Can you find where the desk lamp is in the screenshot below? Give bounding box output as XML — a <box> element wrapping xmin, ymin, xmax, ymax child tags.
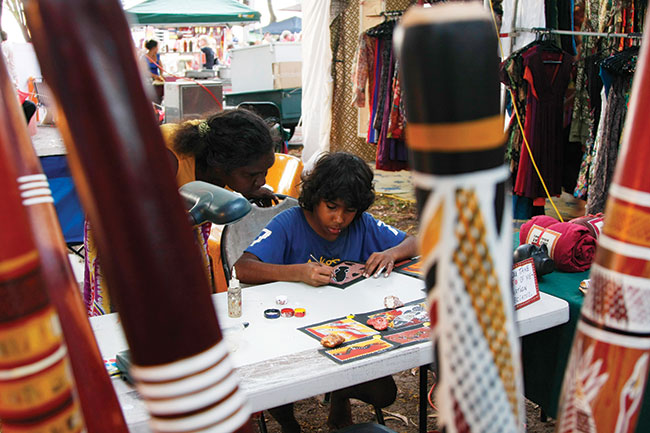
<box><xmin>179</xmin><ymin>180</ymin><xmax>252</xmax><ymax>226</ymax></box>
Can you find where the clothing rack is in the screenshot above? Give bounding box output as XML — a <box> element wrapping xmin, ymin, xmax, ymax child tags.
<box><xmin>366</xmin><ymin>9</ymin><xmax>404</xmax><ymax>18</ymax></box>
<box><xmin>501</xmin><ymin>27</ymin><xmax>643</xmax><ymax>39</ymax></box>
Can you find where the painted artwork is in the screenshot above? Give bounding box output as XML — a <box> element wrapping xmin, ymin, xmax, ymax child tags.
<box><xmin>301</xmin><ymin>318</ymin><xmax>379</xmax><ymax>342</ymax></box>
<box><xmin>323</xmin><ymin>336</ymin><xmax>396</xmax><ymax>363</ymax></box>
<box><xmin>329</xmin><ymin>261</ymin><xmax>367</xmax><ymax>288</ymax></box>
<box><xmin>300</xmin><ymin>298</ymin><xmax>432</xmax><ymax>364</ymax></box>
<box><xmin>394</xmin><ymin>257</ymin><xmax>423</xmax><ymax>278</ymax></box>
<box><xmin>366</xmin><ymin>302</ymin><xmax>429</xmax><ymax>329</ymax></box>
<box><xmin>383</xmin><ymin>325</ymin><xmax>431</xmax><ymax>346</ymax></box>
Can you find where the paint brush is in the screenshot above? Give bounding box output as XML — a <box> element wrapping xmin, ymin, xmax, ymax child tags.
<box><xmin>309</xmin><ymin>254</ymin><xmax>323</xmax><ymax>266</ymax></box>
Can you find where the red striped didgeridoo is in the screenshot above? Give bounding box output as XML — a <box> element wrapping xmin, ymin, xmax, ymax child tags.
<box><xmin>0</xmin><ymin>54</ymin><xmax>129</xmax><ymax>432</ymax></box>
<box><xmin>395</xmin><ymin>4</ymin><xmax>524</xmax><ymax>431</ymax></box>
<box><xmin>555</xmin><ymin>28</ymin><xmax>650</xmax><ymax>433</ymax></box>
<box><xmin>25</xmin><ymin>0</ymin><xmax>254</xmax><ymax>431</ymax></box>
<box><xmin>0</xmin><ymin>137</ymin><xmax>84</xmax><ymax>431</ymax></box>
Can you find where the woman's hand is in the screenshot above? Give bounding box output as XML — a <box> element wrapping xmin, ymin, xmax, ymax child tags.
<box><xmin>299</xmin><ymin>262</ymin><xmax>333</xmax><ymax>286</ymax></box>
<box><xmin>247</xmin><ymin>186</ymin><xmax>279</xmax><ymax>208</ymax></box>
<box><xmin>363</xmin><ymin>251</ymin><xmax>396</xmax><ymax>278</ymax></box>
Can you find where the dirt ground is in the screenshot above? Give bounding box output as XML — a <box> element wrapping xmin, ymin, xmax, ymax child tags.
<box><xmin>258</xmin><ymin>194</ymin><xmax>557</xmax><ymax>433</ymax></box>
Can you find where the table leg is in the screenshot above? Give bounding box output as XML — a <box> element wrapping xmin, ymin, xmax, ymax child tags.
<box><xmin>257</xmin><ymin>411</ymin><xmax>268</xmax><ymax>433</ymax></box>
<box><xmin>419</xmin><ymin>365</ymin><xmax>428</xmax><ymax>433</ymax></box>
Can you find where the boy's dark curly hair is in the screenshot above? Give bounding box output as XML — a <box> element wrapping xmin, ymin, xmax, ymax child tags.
<box><xmin>299</xmin><ymin>152</ymin><xmax>375</xmax><ymax>219</ymax></box>
<box><xmin>172</xmin><ymin>108</ymin><xmax>273</xmax><ymax>174</ymax></box>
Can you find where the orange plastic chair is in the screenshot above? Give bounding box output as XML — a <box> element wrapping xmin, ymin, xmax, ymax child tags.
<box><xmin>266</xmin><ymin>153</ymin><xmax>303</xmax><ymax>198</ymax></box>
<box><xmin>208</xmin><ymin>153</ymin><xmax>304</xmax><ymax>292</ymax></box>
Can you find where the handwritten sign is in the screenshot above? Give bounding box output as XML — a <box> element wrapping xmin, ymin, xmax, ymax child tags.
<box><xmin>512</xmin><ymin>258</ymin><xmax>540</xmax><ymax>309</ymax></box>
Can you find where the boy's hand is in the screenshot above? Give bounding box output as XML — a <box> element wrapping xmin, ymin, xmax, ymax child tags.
<box><xmin>301</xmin><ymin>262</ymin><xmax>334</xmax><ymax>286</ymax></box>
<box><xmin>363</xmin><ymin>252</ymin><xmax>396</xmax><ymax>278</ymax></box>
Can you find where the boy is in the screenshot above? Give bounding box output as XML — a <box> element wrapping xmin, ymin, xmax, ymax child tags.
<box><xmin>235</xmin><ymin>152</ymin><xmax>417</xmax><ymax>431</ymax></box>
<box><xmin>236</xmin><ymin>151</ymin><xmax>417</xmax><ymax>285</ymax></box>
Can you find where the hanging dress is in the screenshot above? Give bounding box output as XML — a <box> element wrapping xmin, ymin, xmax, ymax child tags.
<box><xmin>514</xmin><ymin>45</ymin><xmax>573</xmax><ymax>199</ymax></box>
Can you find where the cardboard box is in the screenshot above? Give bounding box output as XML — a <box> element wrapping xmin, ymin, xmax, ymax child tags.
<box><xmin>230</xmin><ymin>43</ymin><xmax>301</xmax><ymax>93</ymax></box>
<box><xmin>272</xmin><ymin>61</ymin><xmax>302</xmax><ymax>89</ymax></box>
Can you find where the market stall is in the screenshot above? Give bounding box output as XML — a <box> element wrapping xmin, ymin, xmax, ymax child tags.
<box><xmin>126</xmin><ymin>0</ymin><xmax>262</xmax><ymax>121</ymax></box>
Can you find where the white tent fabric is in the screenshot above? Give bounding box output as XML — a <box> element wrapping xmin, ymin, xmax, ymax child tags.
<box><xmin>500</xmin><ymin>0</ymin><xmax>546</xmax><ymax>58</ymax></box>
<box><xmin>301</xmin><ymin>0</ymin><xmax>333</xmax><ymax>170</ymax></box>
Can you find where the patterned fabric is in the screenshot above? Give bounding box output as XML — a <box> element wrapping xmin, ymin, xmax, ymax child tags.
<box><xmin>387</xmin><ymin>61</ymin><xmax>405</xmax><ymax>139</ymax></box>
<box><xmin>414</xmin><ymin>166</ymin><xmax>523</xmax><ymax>432</ymax></box>
<box><xmin>330</xmin><ymin>7</ymin><xmax>376</xmax><ymax>161</ymax></box>
<box><xmin>83</xmin><ymin>220</ymin><xmax>212</xmax><ymax>317</ymax></box>
<box><xmin>329</xmin><ymin>0</ymin><xmax>413</xmax><ymax>161</ymax></box>
<box><xmin>83</xmin><ymin>219</ymin><xmax>110</xmax><ymax>316</ymax></box>
<box><xmin>453</xmin><ymin>190</ymin><xmax>519</xmax><ymax>421</ymax></box>
<box><xmin>586</xmin><ymin>74</ymin><xmax>632</xmax><ymax>214</ymax></box>
<box><xmin>351</xmin><ymin>34</ymin><xmax>376</xmax><ymax>108</ymax></box>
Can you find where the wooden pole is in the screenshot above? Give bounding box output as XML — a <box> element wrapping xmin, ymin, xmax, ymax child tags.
<box><xmin>396</xmin><ymin>4</ymin><xmax>524</xmax><ymax>431</ymax></box>
<box><xmin>555</xmin><ymin>27</ymin><xmax>650</xmax><ymax>433</ymax></box>
<box><xmin>0</xmin><ymin>133</ymin><xmax>84</xmax><ymax>432</ymax></box>
<box><xmin>25</xmin><ymin>0</ymin><xmax>254</xmax><ymax>431</ymax></box>
<box><xmin>0</xmin><ymin>54</ymin><xmax>129</xmax><ymax>432</ymax></box>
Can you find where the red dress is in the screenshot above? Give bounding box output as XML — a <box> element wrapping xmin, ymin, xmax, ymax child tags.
<box><xmin>514</xmin><ymin>45</ymin><xmax>572</xmax><ymax>199</ymax></box>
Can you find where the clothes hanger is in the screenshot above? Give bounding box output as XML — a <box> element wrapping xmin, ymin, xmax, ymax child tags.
<box><xmin>366</xmin><ymin>10</ymin><xmax>402</xmax><ymax>38</ymax></box>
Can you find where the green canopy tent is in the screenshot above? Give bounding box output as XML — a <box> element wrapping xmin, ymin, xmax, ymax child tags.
<box><xmin>125</xmin><ymin>0</ymin><xmax>261</xmax><ymax>25</ymax></box>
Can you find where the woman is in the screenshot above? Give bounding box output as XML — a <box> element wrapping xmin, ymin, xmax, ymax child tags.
<box><xmin>144</xmin><ymin>39</ymin><xmax>163</xmax><ymax>82</ymax></box>
<box><xmin>83</xmin><ymin>108</ymin><xmax>276</xmax><ymax>316</ymax></box>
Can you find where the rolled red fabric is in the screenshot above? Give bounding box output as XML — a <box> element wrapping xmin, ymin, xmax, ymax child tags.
<box><xmin>519</xmin><ymin>215</ymin><xmax>560</xmax><ymax>242</ymax></box>
<box><xmin>545</xmin><ymin>222</ymin><xmax>596</xmax><ymax>272</ymax></box>
<box><xmin>520</xmin><ymin>217</ymin><xmax>596</xmax><ymax>272</ymax></box>
<box><xmin>568</xmin><ymin>213</ymin><xmax>604</xmax><ymax>239</ymax></box>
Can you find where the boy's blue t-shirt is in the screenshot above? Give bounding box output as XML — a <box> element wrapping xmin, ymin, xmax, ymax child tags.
<box><xmin>245</xmin><ymin>207</ymin><xmax>407</xmax><ymax>267</ymax></box>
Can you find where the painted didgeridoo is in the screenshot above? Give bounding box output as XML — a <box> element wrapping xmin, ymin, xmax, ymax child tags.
<box><xmin>395</xmin><ymin>4</ymin><xmax>524</xmax><ymax>432</ymax></box>
<box><xmin>555</xmin><ymin>29</ymin><xmax>650</xmax><ymax>433</ymax></box>
<box><xmin>0</xmin><ymin>56</ymin><xmax>129</xmax><ymax>432</ymax></box>
<box><xmin>25</xmin><ymin>0</ymin><xmax>254</xmax><ymax>432</ymax></box>
<box><xmin>0</xmin><ymin>141</ymin><xmax>84</xmax><ymax>431</ymax></box>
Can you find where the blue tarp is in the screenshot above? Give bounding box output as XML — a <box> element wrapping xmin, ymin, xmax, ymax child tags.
<box><xmin>262</xmin><ymin>16</ymin><xmax>302</xmax><ymax>35</ymax></box>
<box><xmin>41</xmin><ymin>155</ymin><xmax>84</xmax><ymax>245</ymax></box>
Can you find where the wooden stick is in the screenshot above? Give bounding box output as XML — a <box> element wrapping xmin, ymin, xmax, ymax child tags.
<box><xmin>25</xmin><ymin>0</ymin><xmax>254</xmax><ymax>431</ymax></box>
<box><xmin>555</xmin><ymin>29</ymin><xmax>650</xmax><ymax>433</ymax></box>
<box><xmin>0</xmin><ymin>54</ymin><xmax>129</xmax><ymax>432</ymax></box>
<box><xmin>396</xmin><ymin>3</ymin><xmax>524</xmax><ymax>431</ymax></box>
<box><xmin>0</xmin><ymin>129</ymin><xmax>84</xmax><ymax>432</ymax></box>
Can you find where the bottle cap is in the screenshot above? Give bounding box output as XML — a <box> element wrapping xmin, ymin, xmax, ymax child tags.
<box><xmin>229</xmin><ymin>267</ymin><xmax>239</xmax><ymax>289</ymax></box>
<box><xmin>264</xmin><ymin>308</ymin><xmax>281</xmax><ymax>319</ymax></box>
<box><xmin>281</xmin><ymin>308</ymin><xmax>294</xmax><ymax>318</ymax></box>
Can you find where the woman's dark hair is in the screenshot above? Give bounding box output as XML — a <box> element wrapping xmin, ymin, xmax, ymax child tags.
<box><xmin>145</xmin><ymin>39</ymin><xmax>158</xmax><ymax>50</ymax></box>
<box><xmin>299</xmin><ymin>152</ymin><xmax>375</xmax><ymax>218</ymax></box>
<box><xmin>173</xmin><ymin>108</ymin><xmax>273</xmax><ymax>173</ymax></box>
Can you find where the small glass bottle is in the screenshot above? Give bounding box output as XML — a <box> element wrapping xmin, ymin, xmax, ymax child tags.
<box><xmin>228</xmin><ymin>267</ymin><xmax>242</xmax><ymax>318</ymax></box>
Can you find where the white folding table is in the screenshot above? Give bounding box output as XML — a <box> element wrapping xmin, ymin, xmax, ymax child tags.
<box><xmin>90</xmin><ymin>272</ymin><xmax>569</xmax><ymax>432</ymax></box>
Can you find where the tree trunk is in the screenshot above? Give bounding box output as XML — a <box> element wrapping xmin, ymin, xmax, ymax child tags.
<box><xmin>267</xmin><ymin>0</ymin><xmax>277</xmax><ymax>23</ymax></box>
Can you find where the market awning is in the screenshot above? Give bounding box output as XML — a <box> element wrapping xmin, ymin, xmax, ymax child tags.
<box><xmin>262</xmin><ymin>16</ymin><xmax>302</xmax><ymax>34</ymax></box>
<box><xmin>125</xmin><ymin>0</ymin><xmax>261</xmax><ymax>25</ymax></box>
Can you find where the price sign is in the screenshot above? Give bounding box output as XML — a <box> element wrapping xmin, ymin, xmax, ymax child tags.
<box><xmin>512</xmin><ymin>258</ymin><xmax>540</xmax><ymax>310</ymax></box>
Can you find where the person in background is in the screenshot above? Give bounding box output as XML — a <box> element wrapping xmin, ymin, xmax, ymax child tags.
<box><xmin>83</xmin><ymin>108</ymin><xmax>277</xmax><ymax>316</ymax></box>
<box><xmin>279</xmin><ymin>30</ymin><xmax>295</xmax><ymax>42</ymax></box>
<box><xmin>198</xmin><ymin>35</ymin><xmax>216</xmax><ymax>70</ymax></box>
<box><xmin>144</xmin><ymin>39</ymin><xmax>163</xmax><ymax>82</ymax></box>
<box><xmin>235</xmin><ymin>152</ymin><xmax>417</xmax><ymax>431</ymax></box>
<box><xmin>1</xmin><ymin>30</ymin><xmax>17</xmax><ymax>86</ymax></box>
